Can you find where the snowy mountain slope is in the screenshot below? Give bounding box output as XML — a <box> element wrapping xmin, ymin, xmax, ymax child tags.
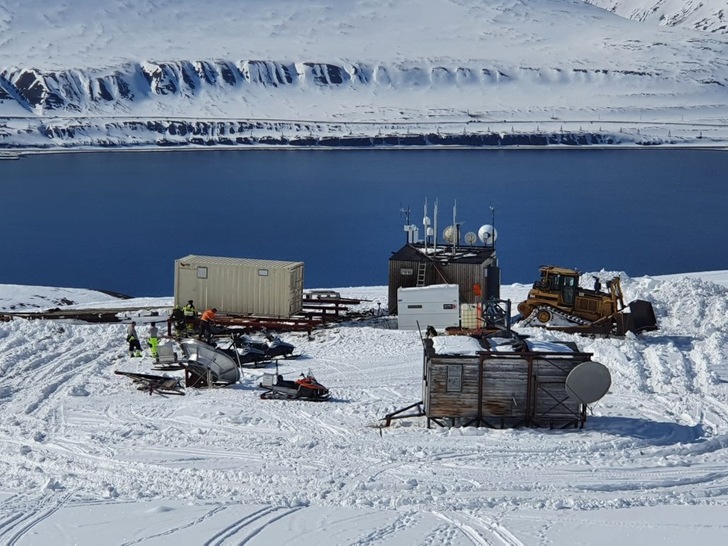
<box><xmin>585</xmin><ymin>0</ymin><xmax>727</xmax><ymax>33</ymax></box>
<box><xmin>1</xmin><ymin>272</ymin><xmax>728</xmax><ymax>544</ymax></box>
<box><xmin>1</xmin><ymin>0</ymin><xmax>728</xmax><ymax>149</ymax></box>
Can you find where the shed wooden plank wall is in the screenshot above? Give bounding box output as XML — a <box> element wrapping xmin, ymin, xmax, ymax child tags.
<box><xmin>389</xmin><ymin>260</ymin><xmax>487</xmax><ymax>314</ymax></box>
<box><xmin>424</xmin><ymin>350</ymin><xmax>590</xmax><ymax>428</ymax></box>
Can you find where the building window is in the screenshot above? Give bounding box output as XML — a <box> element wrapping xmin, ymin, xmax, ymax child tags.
<box><xmin>446</xmin><ymin>365</ymin><xmax>463</xmax><ymax>392</ymax></box>
<box><xmin>196</xmin><ymin>267</ymin><xmax>208</xmax><ymax>279</ymax></box>
<box><xmin>258</xmin><ymin>269</ymin><xmax>269</xmax><ymax>277</ymax></box>
<box><xmin>400</xmin><ymin>268</ymin><xmax>414</xmax><ymax>275</ymax></box>
<box><xmin>407</xmin><ymin>304</ymin><xmax>423</xmax><ymax>309</ymax></box>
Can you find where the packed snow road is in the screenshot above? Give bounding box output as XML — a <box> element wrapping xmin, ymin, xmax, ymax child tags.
<box><xmin>1</xmin><ymin>276</ymin><xmax>728</xmax><ymax>544</ymax></box>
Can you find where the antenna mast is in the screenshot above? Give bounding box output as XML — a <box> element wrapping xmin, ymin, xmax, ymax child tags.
<box><xmin>433</xmin><ymin>198</ymin><xmax>439</xmax><ymax>252</ymax></box>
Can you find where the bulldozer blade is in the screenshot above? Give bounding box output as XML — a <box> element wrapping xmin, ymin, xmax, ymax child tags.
<box><xmin>629</xmin><ymin>300</ymin><xmax>658</xmax><ymax>332</ymax></box>
<box><xmin>617</xmin><ymin>300</ymin><xmax>658</xmax><ymax>335</ymax></box>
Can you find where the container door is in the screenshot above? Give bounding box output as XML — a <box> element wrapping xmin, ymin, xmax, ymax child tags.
<box><xmin>177</xmin><ymin>266</ymin><xmax>200</xmax><ymax>306</ymax></box>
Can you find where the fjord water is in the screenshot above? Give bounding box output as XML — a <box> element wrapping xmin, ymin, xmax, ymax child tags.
<box><xmin>1</xmin><ymin>149</ymin><xmax>727</xmax><ymax>296</ymax></box>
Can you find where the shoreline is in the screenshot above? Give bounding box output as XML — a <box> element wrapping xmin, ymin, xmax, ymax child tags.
<box><xmin>2</xmin><ymin>142</ymin><xmax>728</xmax><ymax>158</ymax></box>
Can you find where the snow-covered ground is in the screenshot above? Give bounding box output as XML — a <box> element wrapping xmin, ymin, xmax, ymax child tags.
<box><xmin>1</xmin><ymin>0</ymin><xmax>728</xmax><ymax>148</ymax></box>
<box><xmin>1</xmin><ymin>270</ymin><xmax>728</xmax><ymax>544</ymax></box>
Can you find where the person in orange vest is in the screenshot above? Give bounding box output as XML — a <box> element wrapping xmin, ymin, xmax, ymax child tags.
<box><xmin>198</xmin><ymin>308</ymin><xmax>217</xmax><ymax>342</ymax></box>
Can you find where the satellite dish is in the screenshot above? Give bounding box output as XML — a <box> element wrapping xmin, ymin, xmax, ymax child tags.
<box><xmin>478</xmin><ymin>224</ymin><xmax>498</xmax><ymax>245</ymax></box>
<box><xmin>443</xmin><ymin>225</ymin><xmax>455</xmax><ymax>243</ymax></box>
<box><xmin>465</xmin><ymin>232</ymin><xmax>477</xmax><ymax>245</ymax></box>
<box><xmin>565</xmin><ymin>361</ymin><xmax>611</xmax><ymax>404</ymax></box>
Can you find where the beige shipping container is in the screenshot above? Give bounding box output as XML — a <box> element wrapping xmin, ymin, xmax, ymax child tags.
<box><xmin>174</xmin><ymin>255</ymin><xmax>304</xmax><ymax>317</ymax></box>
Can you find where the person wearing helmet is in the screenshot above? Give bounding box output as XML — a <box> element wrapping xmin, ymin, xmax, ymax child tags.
<box><xmin>182</xmin><ymin>300</ymin><xmax>197</xmax><ymax>334</ymax></box>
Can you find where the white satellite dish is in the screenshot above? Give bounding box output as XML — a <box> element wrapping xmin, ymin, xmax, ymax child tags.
<box><xmin>565</xmin><ymin>361</ymin><xmax>612</xmax><ymax>404</ymax></box>
<box><xmin>478</xmin><ymin>224</ymin><xmax>498</xmax><ymax>245</ymax></box>
<box><xmin>443</xmin><ymin>225</ymin><xmax>455</xmax><ymax>243</ymax></box>
<box><xmin>464</xmin><ymin>232</ymin><xmax>477</xmax><ymax>245</ymax></box>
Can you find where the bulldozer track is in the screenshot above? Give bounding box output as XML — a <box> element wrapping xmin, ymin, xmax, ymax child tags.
<box><xmin>522</xmin><ymin>305</ymin><xmax>592</xmax><ymax>328</ymax></box>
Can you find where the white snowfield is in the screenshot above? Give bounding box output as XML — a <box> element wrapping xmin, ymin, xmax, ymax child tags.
<box><xmin>1</xmin><ymin>271</ymin><xmax>728</xmax><ymax>544</ymax></box>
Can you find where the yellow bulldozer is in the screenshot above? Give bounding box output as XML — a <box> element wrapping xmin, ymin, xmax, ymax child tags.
<box><xmin>516</xmin><ymin>265</ymin><xmax>658</xmax><ymax>336</ymax></box>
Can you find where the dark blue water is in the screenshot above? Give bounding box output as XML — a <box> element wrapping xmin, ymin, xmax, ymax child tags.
<box><xmin>1</xmin><ymin>149</ymin><xmax>727</xmax><ymax>296</ymax></box>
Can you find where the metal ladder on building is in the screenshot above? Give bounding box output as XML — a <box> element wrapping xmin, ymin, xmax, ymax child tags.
<box><xmin>416</xmin><ymin>261</ymin><xmax>428</xmax><ymax>287</ymax></box>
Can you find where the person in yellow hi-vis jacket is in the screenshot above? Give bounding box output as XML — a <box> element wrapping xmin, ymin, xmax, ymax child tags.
<box><xmin>182</xmin><ymin>300</ymin><xmax>197</xmax><ymax>335</ymax></box>
<box><xmin>148</xmin><ymin>322</ymin><xmax>159</xmax><ymax>358</ymax></box>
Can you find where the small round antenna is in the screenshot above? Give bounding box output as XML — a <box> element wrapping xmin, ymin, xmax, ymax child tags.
<box><xmin>465</xmin><ymin>232</ymin><xmax>477</xmax><ymax>245</ymax></box>
<box><xmin>443</xmin><ymin>225</ymin><xmax>455</xmax><ymax>243</ymax></box>
<box><xmin>478</xmin><ymin>224</ymin><xmax>498</xmax><ymax>246</ymax></box>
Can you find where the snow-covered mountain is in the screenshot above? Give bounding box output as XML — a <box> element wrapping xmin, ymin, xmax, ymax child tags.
<box><xmin>585</xmin><ymin>0</ymin><xmax>727</xmax><ymax>33</ymax></box>
<box><xmin>1</xmin><ymin>0</ymin><xmax>728</xmax><ymax>150</ymax></box>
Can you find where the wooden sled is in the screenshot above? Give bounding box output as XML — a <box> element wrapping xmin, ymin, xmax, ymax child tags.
<box><xmin>114</xmin><ymin>370</ymin><xmax>185</xmax><ymax>396</ymax></box>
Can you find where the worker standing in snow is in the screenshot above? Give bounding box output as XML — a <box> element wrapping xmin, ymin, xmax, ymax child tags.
<box><xmin>182</xmin><ymin>300</ymin><xmax>197</xmax><ymax>335</ymax></box>
<box><xmin>198</xmin><ymin>308</ymin><xmax>217</xmax><ymax>343</ymax></box>
<box><xmin>169</xmin><ymin>305</ymin><xmax>185</xmax><ymax>337</ymax></box>
<box><xmin>126</xmin><ymin>321</ymin><xmax>143</xmax><ymax>357</ymax></box>
<box><xmin>148</xmin><ymin>322</ymin><xmax>159</xmax><ymax>359</ymax></box>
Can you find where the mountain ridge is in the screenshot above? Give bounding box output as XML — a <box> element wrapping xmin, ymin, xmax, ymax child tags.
<box><xmin>1</xmin><ymin>0</ymin><xmax>727</xmax><ymax>149</ymax></box>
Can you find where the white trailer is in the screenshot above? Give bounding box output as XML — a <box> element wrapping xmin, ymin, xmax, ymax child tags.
<box><xmin>397</xmin><ymin>284</ymin><xmax>460</xmax><ymax>331</ymax></box>
<box><xmin>174</xmin><ymin>255</ymin><xmax>304</xmax><ymax>317</ymax></box>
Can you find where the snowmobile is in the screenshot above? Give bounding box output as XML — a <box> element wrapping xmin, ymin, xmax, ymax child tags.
<box><xmin>238</xmin><ymin>331</ymin><xmax>297</xmax><ymax>360</ymax></box>
<box><xmin>215</xmin><ymin>333</ymin><xmax>268</xmax><ymax>368</ymax></box>
<box><xmin>258</xmin><ymin>368</ymin><xmax>330</xmax><ymax>401</ymax></box>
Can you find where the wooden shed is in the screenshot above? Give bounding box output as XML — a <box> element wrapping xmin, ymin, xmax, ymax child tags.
<box><xmin>174</xmin><ymin>255</ymin><xmax>304</xmax><ymax>317</ymax></box>
<box><xmin>388</xmin><ymin>242</ymin><xmax>499</xmax><ymax>314</ymax></box>
<box><xmin>421</xmin><ymin>336</ymin><xmax>593</xmax><ymax>429</ymax></box>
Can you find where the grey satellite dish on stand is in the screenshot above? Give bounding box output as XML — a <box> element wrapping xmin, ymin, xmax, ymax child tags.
<box><xmin>565</xmin><ymin>361</ymin><xmax>612</xmax><ymax>404</ymax></box>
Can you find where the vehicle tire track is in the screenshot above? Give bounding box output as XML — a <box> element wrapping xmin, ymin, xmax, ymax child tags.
<box><xmin>202</xmin><ymin>505</ymin><xmax>301</xmax><ymax>546</ymax></box>
<box><xmin>434</xmin><ymin>511</ymin><xmax>525</xmax><ymax>546</ymax></box>
<box><xmin>0</xmin><ymin>490</ymin><xmax>74</xmax><ymax>546</ymax></box>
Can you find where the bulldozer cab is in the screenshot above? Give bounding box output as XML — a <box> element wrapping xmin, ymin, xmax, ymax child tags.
<box><xmin>536</xmin><ymin>266</ymin><xmax>579</xmax><ymax>306</ymax></box>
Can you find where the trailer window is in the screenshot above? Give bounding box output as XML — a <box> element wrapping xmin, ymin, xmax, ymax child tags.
<box><xmin>196</xmin><ymin>267</ymin><xmax>208</xmax><ymax>279</ymax></box>
<box><xmin>258</xmin><ymin>269</ymin><xmax>269</xmax><ymax>277</ymax></box>
<box><xmin>446</xmin><ymin>365</ymin><xmax>463</xmax><ymax>392</ymax></box>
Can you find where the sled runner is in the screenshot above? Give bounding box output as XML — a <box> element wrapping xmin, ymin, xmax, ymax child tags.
<box><xmin>114</xmin><ymin>370</ymin><xmax>184</xmax><ymax>396</ymax></box>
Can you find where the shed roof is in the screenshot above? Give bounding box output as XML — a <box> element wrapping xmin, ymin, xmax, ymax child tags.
<box><xmin>176</xmin><ymin>255</ymin><xmax>304</xmax><ymax>270</ymax></box>
<box><xmin>389</xmin><ymin>243</ymin><xmax>495</xmax><ymax>265</ymax></box>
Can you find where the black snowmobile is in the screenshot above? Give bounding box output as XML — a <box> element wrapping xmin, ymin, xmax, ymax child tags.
<box><xmin>238</xmin><ymin>331</ymin><xmax>297</xmax><ymax>360</ymax></box>
<box><xmin>215</xmin><ymin>333</ymin><xmax>268</xmax><ymax>368</ymax></box>
<box><xmin>258</xmin><ymin>368</ymin><xmax>330</xmax><ymax>401</ymax></box>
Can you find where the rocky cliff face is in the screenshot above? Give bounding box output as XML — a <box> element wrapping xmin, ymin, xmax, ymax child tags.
<box><xmin>1</xmin><ymin>60</ymin><xmax>542</xmax><ymax>115</ymax></box>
